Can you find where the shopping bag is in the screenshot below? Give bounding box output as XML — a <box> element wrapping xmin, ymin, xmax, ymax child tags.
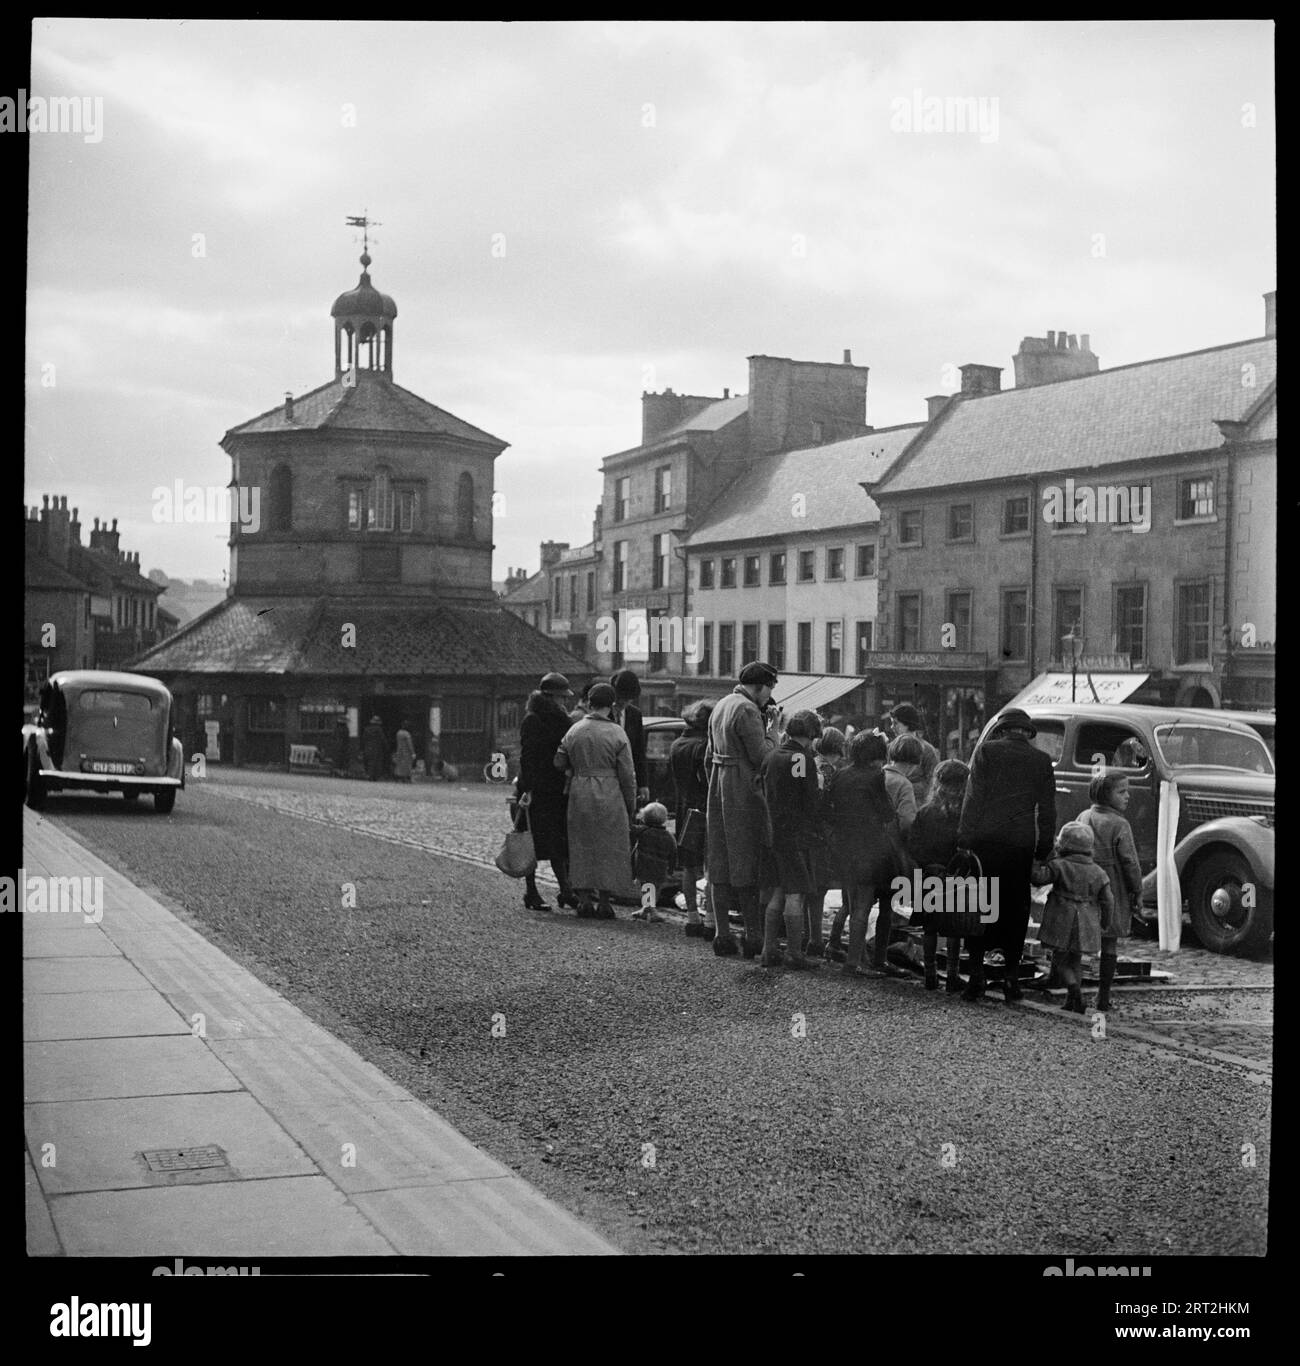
<box><xmin>495</xmin><ymin>803</ymin><xmax>536</xmax><ymax>878</ymax></box>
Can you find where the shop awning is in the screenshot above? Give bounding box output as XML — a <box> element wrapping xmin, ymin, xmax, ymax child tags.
<box><xmin>772</xmin><ymin>674</ymin><xmax>868</xmax><ymax>712</ymax></box>
<box><xmin>1010</xmin><ymin>672</ymin><xmax>1150</xmax><ymax>706</ymax></box>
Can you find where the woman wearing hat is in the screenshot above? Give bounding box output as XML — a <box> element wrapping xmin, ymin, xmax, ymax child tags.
<box><xmin>516</xmin><ymin>673</ymin><xmax>580</xmax><ymax>912</ymax></box>
<box><xmin>956</xmin><ymin>707</ymin><xmax>1056</xmax><ymax>1001</ymax></box>
<box><xmin>610</xmin><ymin>669</ymin><xmax>650</xmax><ymax>806</ymax></box>
<box><xmin>705</xmin><ymin>661</ymin><xmax>782</xmax><ymax>957</ymax></box>
<box><xmin>554</xmin><ymin>682</ymin><xmax>638</xmax><ymax>918</ymax></box>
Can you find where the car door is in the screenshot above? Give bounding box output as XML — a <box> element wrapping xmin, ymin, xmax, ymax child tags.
<box><xmin>1068</xmin><ymin>717</ymin><xmax>1158</xmax><ymax>868</ymax></box>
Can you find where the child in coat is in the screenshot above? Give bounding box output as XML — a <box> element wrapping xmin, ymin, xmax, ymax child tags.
<box><xmin>631</xmin><ymin>802</ymin><xmax>677</xmax><ymax>922</ymax></box>
<box><xmin>1077</xmin><ymin>770</ymin><xmax>1144</xmax><ymax>1011</ymax></box>
<box><xmin>907</xmin><ymin>759</ymin><xmax>971</xmax><ymax>993</ymax></box>
<box><xmin>1031</xmin><ymin>821</ymin><xmax>1115</xmax><ymax>1013</ymax></box>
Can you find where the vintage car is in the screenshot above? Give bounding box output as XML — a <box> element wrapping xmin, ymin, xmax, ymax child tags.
<box><xmin>24</xmin><ymin>670</ymin><xmax>185</xmax><ymax>813</ymax></box>
<box><xmin>977</xmin><ymin>703</ymin><xmax>1273</xmax><ymax>954</ymax></box>
<box><xmin>643</xmin><ymin>715</ymin><xmax>688</xmax><ymax>811</ymax></box>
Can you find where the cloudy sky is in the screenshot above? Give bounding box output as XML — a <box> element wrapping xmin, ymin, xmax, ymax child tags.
<box><xmin>25</xmin><ymin>19</ymin><xmax>1274</xmax><ymax>585</ymax></box>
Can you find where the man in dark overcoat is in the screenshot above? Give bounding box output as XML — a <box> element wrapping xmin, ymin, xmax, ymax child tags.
<box><xmin>957</xmin><ymin>707</ymin><xmax>1056</xmax><ymax>1001</ymax></box>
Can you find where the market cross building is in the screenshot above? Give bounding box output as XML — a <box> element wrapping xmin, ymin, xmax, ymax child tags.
<box><xmin>131</xmin><ymin>244</ymin><xmax>588</xmax><ymax>771</ymax></box>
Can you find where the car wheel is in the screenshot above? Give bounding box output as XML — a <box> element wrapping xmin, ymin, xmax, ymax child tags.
<box><xmin>153</xmin><ymin>788</ymin><xmax>177</xmax><ymax>814</ymax></box>
<box><xmin>25</xmin><ymin>747</ymin><xmax>46</xmax><ymax>811</ymax></box>
<box><xmin>1185</xmin><ymin>849</ymin><xmax>1272</xmax><ymax>954</ymax></box>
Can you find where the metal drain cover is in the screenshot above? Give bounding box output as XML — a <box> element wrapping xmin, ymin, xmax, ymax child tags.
<box><xmin>140</xmin><ymin>1145</ymin><xmax>228</xmax><ymax>1173</ymax></box>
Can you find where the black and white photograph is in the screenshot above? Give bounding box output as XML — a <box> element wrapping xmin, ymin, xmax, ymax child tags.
<box><xmin>17</xmin><ymin>15</ymin><xmax>1274</xmax><ymax>1334</ymax></box>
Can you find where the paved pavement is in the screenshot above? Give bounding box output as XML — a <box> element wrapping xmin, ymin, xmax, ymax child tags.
<box><xmin>22</xmin><ymin>809</ymin><xmax>619</xmax><ymax>1257</ymax></box>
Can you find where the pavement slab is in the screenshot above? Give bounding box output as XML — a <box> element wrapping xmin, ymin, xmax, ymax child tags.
<box><xmin>22</xmin><ymin>807</ymin><xmax>622</xmax><ymax>1257</ymax></box>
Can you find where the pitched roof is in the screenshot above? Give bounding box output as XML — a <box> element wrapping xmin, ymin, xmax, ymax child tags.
<box><xmin>69</xmin><ymin>546</ymin><xmax>163</xmax><ymax>595</ymax></box>
<box><xmin>872</xmin><ymin>336</ymin><xmax>1277</xmax><ymax>496</ymax></box>
<box><xmin>501</xmin><ymin>572</ymin><xmax>548</xmax><ymax>605</ymax></box>
<box><xmin>26</xmin><ymin>550</ymin><xmax>89</xmax><ymax>592</ymax></box>
<box><xmin>682</xmin><ymin>424</ymin><xmax>924</xmax><ymax>547</ymax></box>
<box><xmin>656</xmin><ymin>393</ymin><xmax>748</xmax><ymax>440</ymax></box>
<box><xmin>127</xmin><ymin>596</ymin><xmax>590</xmax><ymax>679</ymax></box>
<box><xmin>224</xmin><ymin>367</ymin><xmax>506</xmax><ymax>447</ymax></box>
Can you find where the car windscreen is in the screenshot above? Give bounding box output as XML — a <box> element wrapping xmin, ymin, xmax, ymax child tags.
<box><xmin>76</xmin><ymin>690</ymin><xmax>155</xmax><ymax>715</ymax></box>
<box><xmin>1153</xmin><ymin>723</ymin><xmax>1274</xmax><ymax>776</ymax></box>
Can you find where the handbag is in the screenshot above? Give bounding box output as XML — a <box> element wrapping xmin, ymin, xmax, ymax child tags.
<box><xmin>676</xmin><ymin>807</ymin><xmax>707</xmax><ymax>862</ymax></box>
<box><xmin>495</xmin><ymin>801</ymin><xmax>537</xmax><ymax>878</ymax></box>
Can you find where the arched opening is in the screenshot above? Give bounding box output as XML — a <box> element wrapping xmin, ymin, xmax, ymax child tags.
<box><xmin>456</xmin><ymin>472</ymin><xmax>474</xmax><ymax>540</ymax></box>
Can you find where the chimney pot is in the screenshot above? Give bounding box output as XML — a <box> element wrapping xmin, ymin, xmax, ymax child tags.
<box><xmin>1046</xmin><ymin>331</ymin><xmax>1055</xmax><ymax>347</ymax></box>
<box><xmin>1057</xmin><ymin>331</ymin><xmax>1069</xmax><ymax>349</ymax></box>
<box><xmin>1081</xmin><ymin>333</ymin><xmax>1091</xmax><ymax>352</ymax></box>
<box><xmin>723</xmin><ymin>387</ymin><xmax>729</xmax><ymax>399</ymax></box>
<box><xmin>43</xmin><ymin>494</ymin><xmax>50</xmax><ymax>508</ymax></box>
<box><xmin>843</xmin><ymin>349</ymin><xmax>852</xmax><ymax>364</ymax></box>
<box><xmin>112</xmin><ymin>518</ymin><xmax>118</xmax><ymax>531</ymax></box>
<box><xmin>94</xmin><ymin>517</ymin><xmax>100</xmax><ymax>530</ymax></box>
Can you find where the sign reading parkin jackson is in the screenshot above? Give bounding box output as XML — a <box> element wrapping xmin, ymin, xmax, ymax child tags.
<box><xmin>1011</xmin><ymin>672</ymin><xmax>1150</xmax><ymax>707</ymax></box>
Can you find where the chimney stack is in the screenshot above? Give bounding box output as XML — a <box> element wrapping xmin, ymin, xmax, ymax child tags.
<box><xmin>1264</xmin><ymin>290</ymin><xmax>1276</xmax><ymax>337</ymax></box>
<box><xmin>924</xmin><ymin>394</ymin><xmax>950</xmax><ymax>421</ymax></box>
<box><xmin>959</xmin><ymin>364</ymin><xmax>1003</xmax><ymax>398</ymax></box>
<box><xmin>285</xmin><ymin>391</ymin><xmax>295</xmax><ymax>422</ymax></box>
<box><xmin>843</xmin><ymin>349</ymin><xmax>852</xmax><ymax>364</ymax></box>
<box><xmin>1013</xmin><ymin>330</ymin><xmax>1100</xmax><ymax>388</ymax></box>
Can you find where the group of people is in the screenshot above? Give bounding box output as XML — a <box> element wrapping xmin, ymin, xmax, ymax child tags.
<box><xmin>510</xmin><ymin>662</ymin><xmax>1143</xmax><ymax>1012</ymax></box>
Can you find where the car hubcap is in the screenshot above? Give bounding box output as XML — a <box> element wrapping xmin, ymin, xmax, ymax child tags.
<box><xmin>1209</xmin><ymin>882</ymin><xmax>1247</xmax><ymax>929</ymax></box>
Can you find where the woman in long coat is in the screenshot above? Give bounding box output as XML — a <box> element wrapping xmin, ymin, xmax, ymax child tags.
<box><xmin>393</xmin><ymin>720</ymin><xmax>416</xmax><ymax>782</ymax></box>
<box><xmin>669</xmin><ymin>701</ymin><xmax>713</xmax><ymax>938</ymax></box>
<box><xmin>554</xmin><ymin>683</ymin><xmax>637</xmax><ymax>918</ymax></box>
<box><xmin>705</xmin><ymin>662</ymin><xmax>780</xmax><ymax>957</ymax></box>
<box><xmin>517</xmin><ymin>677</ymin><xmax>578</xmax><ymax>911</ymax></box>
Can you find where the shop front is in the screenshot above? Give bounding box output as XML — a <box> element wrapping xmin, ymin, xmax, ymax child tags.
<box><xmin>866</xmin><ymin>650</ymin><xmax>998</xmax><ymax>761</ymax></box>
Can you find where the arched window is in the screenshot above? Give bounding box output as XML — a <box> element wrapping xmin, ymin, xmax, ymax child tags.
<box><xmin>269</xmin><ymin>464</ymin><xmax>292</xmax><ymax>532</ymax></box>
<box><xmin>456</xmin><ymin>472</ymin><xmax>475</xmax><ymax>539</ymax></box>
<box><xmin>369</xmin><ymin>466</ymin><xmax>394</xmax><ymax>531</ymax></box>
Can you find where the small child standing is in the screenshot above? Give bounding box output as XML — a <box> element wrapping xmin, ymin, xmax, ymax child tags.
<box><xmin>1031</xmin><ymin>822</ymin><xmax>1115</xmax><ymax>1013</ymax></box>
<box><xmin>631</xmin><ymin>802</ymin><xmax>677</xmax><ymax>922</ymax></box>
<box><xmin>1077</xmin><ymin>770</ymin><xmax>1144</xmax><ymax>1011</ymax></box>
<box><xmin>907</xmin><ymin>759</ymin><xmax>971</xmax><ymax>992</ymax></box>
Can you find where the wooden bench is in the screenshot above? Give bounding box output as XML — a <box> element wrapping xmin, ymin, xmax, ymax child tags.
<box><xmin>289</xmin><ymin>743</ymin><xmax>320</xmax><ymax>768</ymax></box>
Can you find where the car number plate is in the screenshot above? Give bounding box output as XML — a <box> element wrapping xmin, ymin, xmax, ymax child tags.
<box><xmin>88</xmin><ymin>761</ymin><xmax>139</xmax><ymax>774</ymax></box>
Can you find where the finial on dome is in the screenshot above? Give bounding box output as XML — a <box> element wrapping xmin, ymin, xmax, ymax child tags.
<box><xmin>360</xmin><ymin>250</ymin><xmax>371</xmax><ymax>268</ymax></box>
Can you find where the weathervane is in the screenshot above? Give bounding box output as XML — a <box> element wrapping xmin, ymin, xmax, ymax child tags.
<box><xmin>346</xmin><ymin>211</ymin><xmax>382</xmax><ymax>259</ymax></box>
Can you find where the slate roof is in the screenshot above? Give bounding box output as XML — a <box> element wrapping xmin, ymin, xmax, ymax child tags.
<box><xmin>26</xmin><ymin>550</ymin><xmax>89</xmax><ymax>592</ymax></box>
<box><xmin>127</xmin><ymin>596</ymin><xmax>590</xmax><ymax>679</ymax></box>
<box><xmin>681</xmin><ymin>424</ymin><xmax>924</xmax><ymax>547</ymax></box>
<box><xmin>224</xmin><ymin>367</ymin><xmax>506</xmax><ymax>447</ymax></box>
<box><xmin>69</xmin><ymin>546</ymin><xmax>163</xmax><ymax>595</ymax></box>
<box><xmin>871</xmin><ymin>336</ymin><xmax>1277</xmax><ymax>496</ymax></box>
<box><xmin>656</xmin><ymin>393</ymin><xmax>748</xmax><ymax>441</ymax></box>
<box><xmin>501</xmin><ymin>572</ymin><xmax>548</xmax><ymax>605</ymax></box>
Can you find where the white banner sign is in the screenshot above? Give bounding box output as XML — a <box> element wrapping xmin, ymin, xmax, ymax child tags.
<box><xmin>1012</xmin><ymin>672</ymin><xmax>1149</xmax><ymax>706</ymax></box>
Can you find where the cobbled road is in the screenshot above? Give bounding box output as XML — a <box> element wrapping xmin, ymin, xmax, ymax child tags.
<box><xmin>40</xmin><ymin>769</ymin><xmax>1271</xmax><ymax>1256</ymax></box>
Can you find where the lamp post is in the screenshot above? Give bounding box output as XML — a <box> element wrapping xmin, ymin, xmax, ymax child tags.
<box><xmin>1063</xmin><ymin>627</ymin><xmax>1084</xmax><ymax>702</ymax></box>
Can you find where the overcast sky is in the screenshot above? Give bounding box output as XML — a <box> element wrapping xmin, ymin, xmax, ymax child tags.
<box><xmin>25</xmin><ymin>19</ymin><xmax>1275</xmax><ymax>585</ymax></box>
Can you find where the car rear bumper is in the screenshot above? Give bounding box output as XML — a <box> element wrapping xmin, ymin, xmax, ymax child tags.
<box><xmin>40</xmin><ymin>771</ymin><xmax>182</xmax><ymax>790</ymax></box>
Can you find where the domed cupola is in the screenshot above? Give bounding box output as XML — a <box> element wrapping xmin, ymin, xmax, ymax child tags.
<box><xmin>332</xmin><ymin>249</ymin><xmax>397</xmax><ymax>378</ymax></box>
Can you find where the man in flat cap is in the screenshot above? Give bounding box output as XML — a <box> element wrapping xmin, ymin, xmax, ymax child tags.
<box><xmin>704</xmin><ymin>661</ymin><xmax>782</xmax><ymax>957</ymax></box>
<box><xmin>957</xmin><ymin>707</ymin><xmax>1056</xmax><ymax>1001</ymax></box>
